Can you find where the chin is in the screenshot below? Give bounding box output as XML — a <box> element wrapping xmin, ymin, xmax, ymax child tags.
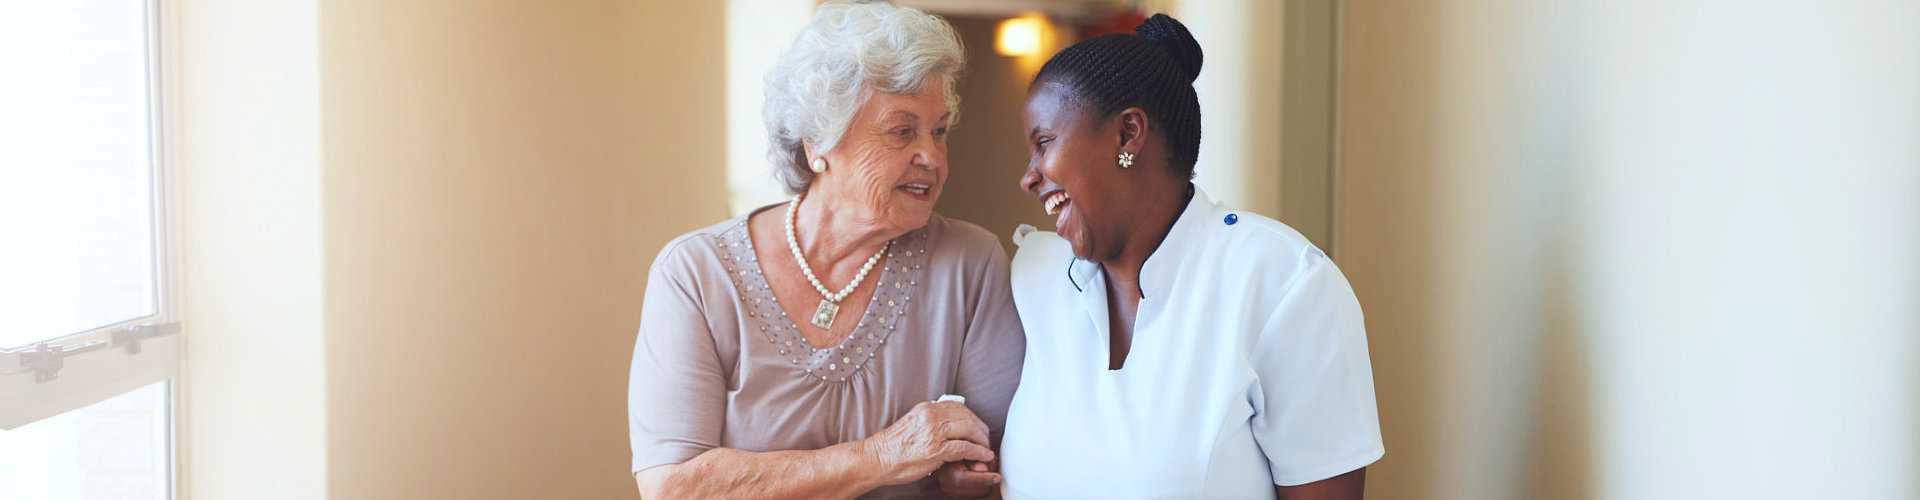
<box><xmin>1062</xmin><ymin>232</ymin><xmax>1095</xmax><ymax>261</ymax></box>
<box><xmin>890</xmin><ymin>210</ymin><xmax>934</xmax><ymax>232</ymax></box>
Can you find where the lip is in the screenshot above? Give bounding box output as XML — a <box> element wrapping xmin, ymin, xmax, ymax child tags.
<box><xmin>898</xmin><ymin>182</ymin><xmax>934</xmax><ymax>201</ymax></box>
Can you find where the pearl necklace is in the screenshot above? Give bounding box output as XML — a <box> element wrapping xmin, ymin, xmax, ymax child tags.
<box><xmin>786</xmin><ymin>194</ymin><xmax>890</xmax><ymax>329</ymax></box>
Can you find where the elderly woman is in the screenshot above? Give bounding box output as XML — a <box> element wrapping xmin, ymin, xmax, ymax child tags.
<box><xmin>628</xmin><ymin>2</ymin><xmax>1023</xmax><ymax>499</ymax></box>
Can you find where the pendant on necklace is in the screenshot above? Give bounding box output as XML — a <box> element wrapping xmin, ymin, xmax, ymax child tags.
<box><xmin>812</xmin><ymin>299</ymin><xmax>840</xmax><ymax>329</ymax></box>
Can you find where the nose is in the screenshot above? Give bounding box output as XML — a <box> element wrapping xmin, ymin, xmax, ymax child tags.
<box><xmin>912</xmin><ymin>133</ymin><xmax>945</xmax><ymax>172</ymax></box>
<box><xmin>1019</xmin><ymin>166</ymin><xmax>1042</xmax><ymax>195</ymax></box>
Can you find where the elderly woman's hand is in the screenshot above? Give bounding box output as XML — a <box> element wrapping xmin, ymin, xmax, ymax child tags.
<box><xmin>860</xmin><ymin>401</ymin><xmax>996</xmax><ymax>487</ymax></box>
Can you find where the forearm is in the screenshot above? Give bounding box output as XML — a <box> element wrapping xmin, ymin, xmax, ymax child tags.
<box><xmin>1274</xmin><ymin>467</ymin><xmax>1365</xmax><ymax>500</ymax></box>
<box><xmin>638</xmin><ymin>440</ymin><xmax>881</xmax><ymax>500</ymax></box>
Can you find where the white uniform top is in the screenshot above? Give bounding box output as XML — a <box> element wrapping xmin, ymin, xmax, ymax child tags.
<box><xmin>998</xmin><ymin>187</ymin><xmax>1383</xmax><ymax>499</ymax></box>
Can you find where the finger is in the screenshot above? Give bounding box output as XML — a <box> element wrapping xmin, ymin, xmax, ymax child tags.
<box><xmin>950</xmin><ymin>469</ymin><xmax>1003</xmax><ymax>489</ymax></box>
<box><xmin>926</xmin><ymin>400</ymin><xmax>968</xmax><ymax>423</ymax></box>
<box><xmin>933</xmin><ymin>402</ymin><xmax>991</xmax><ymax>444</ymax></box>
<box><xmin>964</xmin><ymin>411</ymin><xmax>992</xmax><ymax>447</ymax></box>
<box><xmin>937</xmin><ymin>439</ymin><xmax>995</xmax><ymax>464</ymax></box>
<box><xmin>931</xmin><ymin>408</ymin><xmax>992</xmax><ymax>447</ymax></box>
<box><xmin>932</xmin><ymin>417</ymin><xmax>973</xmax><ymax>445</ymax></box>
<box><xmin>969</xmin><ymin>461</ymin><xmax>989</xmax><ymax>472</ymax></box>
<box><xmin>957</xmin><ymin>413</ymin><xmax>991</xmax><ymax>448</ymax></box>
<box><xmin>933</xmin><ymin>462</ymin><xmax>968</xmax><ymax>488</ymax></box>
<box><xmin>934</xmin><ymin>467</ymin><xmax>999</xmax><ymax>499</ymax></box>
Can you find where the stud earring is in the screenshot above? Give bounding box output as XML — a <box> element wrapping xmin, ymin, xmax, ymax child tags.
<box><xmin>1118</xmin><ymin>151</ymin><xmax>1135</xmax><ymax>168</ymax></box>
<box><xmin>811</xmin><ymin>157</ymin><xmax>829</xmax><ymax>173</ymax></box>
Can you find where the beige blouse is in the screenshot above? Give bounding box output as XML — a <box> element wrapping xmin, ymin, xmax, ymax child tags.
<box><xmin>628</xmin><ymin>210</ymin><xmax>1026</xmax><ymax>498</ymax></box>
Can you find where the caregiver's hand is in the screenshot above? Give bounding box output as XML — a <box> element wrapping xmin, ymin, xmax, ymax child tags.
<box><xmin>861</xmin><ymin>401</ymin><xmax>995</xmax><ymax>487</ymax></box>
<box><xmin>935</xmin><ymin>459</ymin><xmax>1001</xmax><ymax>499</ymax></box>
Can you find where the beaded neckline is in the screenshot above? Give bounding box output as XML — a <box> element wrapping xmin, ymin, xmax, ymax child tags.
<box><xmin>711</xmin><ymin>217</ymin><xmax>930</xmax><ymax>383</ymax></box>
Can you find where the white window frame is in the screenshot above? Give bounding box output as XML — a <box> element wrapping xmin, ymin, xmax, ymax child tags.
<box><xmin>0</xmin><ymin>2</ymin><xmax>181</xmax><ymax>495</ymax></box>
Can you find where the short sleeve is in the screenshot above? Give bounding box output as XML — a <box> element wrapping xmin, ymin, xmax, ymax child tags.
<box><xmin>1248</xmin><ymin>257</ymin><xmax>1384</xmax><ymax>486</ymax></box>
<box><xmin>950</xmin><ymin>238</ymin><xmax>1027</xmax><ymax>449</ymax></box>
<box><xmin>628</xmin><ymin>238</ymin><xmax>728</xmax><ymax>474</ymax></box>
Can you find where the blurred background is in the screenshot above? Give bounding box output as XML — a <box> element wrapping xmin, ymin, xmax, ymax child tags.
<box><xmin>1</xmin><ymin>0</ymin><xmax>1914</xmax><ymax>499</ymax></box>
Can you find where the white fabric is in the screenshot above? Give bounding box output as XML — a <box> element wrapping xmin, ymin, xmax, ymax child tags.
<box><xmin>999</xmin><ymin>188</ymin><xmax>1383</xmax><ymax>499</ymax></box>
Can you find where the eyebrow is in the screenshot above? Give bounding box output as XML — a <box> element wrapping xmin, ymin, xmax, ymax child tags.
<box><xmin>1028</xmin><ymin>127</ymin><xmax>1045</xmax><ymax>141</ymax></box>
<box><xmin>882</xmin><ymin>109</ymin><xmax>952</xmax><ymax>124</ymax></box>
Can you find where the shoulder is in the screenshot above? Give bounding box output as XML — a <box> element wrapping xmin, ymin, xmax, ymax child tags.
<box><xmin>1008</xmin><ymin>225</ymin><xmax>1070</xmax><ymax>269</ymax></box>
<box><xmin>1006</xmin><ymin>224</ymin><xmax>1074</xmax><ymax>296</ymax></box>
<box><xmin>924</xmin><ymin>213</ymin><xmax>1011</xmax><ymax>269</ymax></box>
<box><xmin>1206</xmin><ymin>208</ymin><xmax>1325</xmax><ymax>266</ymax></box>
<box><xmin>1184</xmin><ymin>201</ymin><xmax>1332</xmax><ymax>282</ymax></box>
<box><xmin>648</xmin><ymin>216</ymin><xmax>748</xmax><ymax>277</ymax></box>
<box><xmin>1173</xmin><ymin>204</ymin><xmax>1353</xmax><ymax>320</ymax></box>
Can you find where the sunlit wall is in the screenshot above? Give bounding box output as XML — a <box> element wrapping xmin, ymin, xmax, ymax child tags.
<box><xmin>1339</xmin><ymin>1</ymin><xmax>1919</xmax><ymax>499</ymax></box>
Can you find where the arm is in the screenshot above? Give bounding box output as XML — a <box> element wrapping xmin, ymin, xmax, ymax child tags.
<box><xmin>1249</xmin><ymin>257</ymin><xmax>1384</xmax><ymax>491</ymax></box>
<box><xmin>1275</xmin><ymin>467</ymin><xmax>1366</xmax><ymax>500</ymax></box>
<box><xmin>635</xmin><ymin>441</ymin><xmax>878</xmax><ymax>500</ymax></box>
<box><xmin>635</xmin><ymin>401</ymin><xmax>996</xmax><ymax>500</ymax></box>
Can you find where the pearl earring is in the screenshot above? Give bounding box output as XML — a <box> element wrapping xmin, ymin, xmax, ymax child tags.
<box><xmin>811</xmin><ymin>157</ymin><xmax>829</xmax><ymax>173</ymax></box>
<box><xmin>1118</xmin><ymin>151</ymin><xmax>1135</xmax><ymax>168</ymax></box>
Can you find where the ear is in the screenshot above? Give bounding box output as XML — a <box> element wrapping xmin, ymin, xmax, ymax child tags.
<box><xmin>1115</xmin><ymin>107</ymin><xmax>1150</xmax><ymax>155</ymax></box>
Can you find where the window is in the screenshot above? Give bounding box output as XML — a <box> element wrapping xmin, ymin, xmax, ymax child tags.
<box><xmin>0</xmin><ymin>1</ymin><xmax>179</xmax><ymax>499</ymax></box>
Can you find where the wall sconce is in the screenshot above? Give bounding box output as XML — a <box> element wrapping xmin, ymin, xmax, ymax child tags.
<box><xmin>996</xmin><ymin>13</ymin><xmax>1047</xmax><ymax>57</ymax></box>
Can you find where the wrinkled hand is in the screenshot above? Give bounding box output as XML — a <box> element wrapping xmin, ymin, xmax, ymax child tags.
<box><xmin>862</xmin><ymin>401</ymin><xmax>995</xmax><ymax>487</ymax></box>
<box><xmin>935</xmin><ymin>458</ymin><xmax>1000</xmax><ymax>499</ymax></box>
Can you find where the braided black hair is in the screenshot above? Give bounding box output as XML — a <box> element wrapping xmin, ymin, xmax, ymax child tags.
<box><xmin>1033</xmin><ymin>14</ymin><xmax>1204</xmax><ymax>177</ymax></box>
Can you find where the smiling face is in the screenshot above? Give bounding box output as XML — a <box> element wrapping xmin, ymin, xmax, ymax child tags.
<box><xmin>807</xmin><ymin>78</ymin><xmax>952</xmax><ymax>234</ymax></box>
<box><xmin>1019</xmin><ymin>82</ymin><xmax>1145</xmax><ymax>262</ymax></box>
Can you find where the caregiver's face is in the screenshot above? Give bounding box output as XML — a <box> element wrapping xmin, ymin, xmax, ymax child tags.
<box><xmin>1019</xmin><ymin>82</ymin><xmax>1130</xmax><ymax>261</ymax></box>
<box><xmin>818</xmin><ymin>78</ymin><xmax>951</xmax><ymax>233</ymax></box>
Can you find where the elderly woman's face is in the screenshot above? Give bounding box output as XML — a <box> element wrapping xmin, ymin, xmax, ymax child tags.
<box><xmin>816</xmin><ymin>79</ymin><xmax>950</xmax><ymax>233</ymax></box>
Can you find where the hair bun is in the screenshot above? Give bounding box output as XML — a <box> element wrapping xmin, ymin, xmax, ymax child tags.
<box><xmin>1135</xmin><ymin>13</ymin><xmax>1202</xmax><ymax>82</ymax></box>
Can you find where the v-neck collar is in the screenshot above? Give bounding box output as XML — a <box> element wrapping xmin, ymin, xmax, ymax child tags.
<box><xmin>1063</xmin><ymin>186</ymin><xmax>1217</xmax><ymax>371</ymax></box>
<box><xmin>716</xmin><ymin>213</ymin><xmax>933</xmax><ymax>384</ymax></box>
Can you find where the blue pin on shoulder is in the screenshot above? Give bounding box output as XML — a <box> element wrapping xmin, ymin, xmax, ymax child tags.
<box><xmin>1224</xmin><ymin>213</ymin><xmax>1238</xmax><ymax>225</ymax></box>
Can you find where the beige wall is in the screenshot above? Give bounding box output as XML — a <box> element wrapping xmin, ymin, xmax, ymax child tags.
<box><xmin>1278</xmin><ymin>0</ymin><xmax>1337</xmax><ymax>252</ymax></box>
<box><xmin>1337</xmin><ymin>1</ymin><xmax>1920</xmax><ymax>499</ymax></box>
<box><xmin>1333</xmin><ymin>3</ymin><xmax>1451</xmax><ymax>497</ymax></box>
<box><xmin>1335</xmin><ymin>3</ymin><xmax>1644</xmax><ymax>498</ymax></box>
<box><xmin>319</xmin><ymin>1</ymin><xmax>725</xmax><ymax>498</ymax></box>
<box><xmin>183</xmin><ymin>1</ymin><xmax>726</xmax><ymax>498</ymax></box>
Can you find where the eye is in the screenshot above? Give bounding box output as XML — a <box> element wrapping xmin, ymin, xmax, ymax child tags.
<box><xmin>932</xmin><ymin>126</ymin><xmax>948</xmax><ymax>138</ymax></box>
<box><xmin>893</xmin><ymin>127</ymin><xmax>913</xmax><ymax>137</ymax></box>
<box><xmin>1035</xmin><ymin>136</ymin><xmax>1053</xmax><ymax>149</ymax></box>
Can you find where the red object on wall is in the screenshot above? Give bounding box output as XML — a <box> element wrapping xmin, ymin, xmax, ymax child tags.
<box><xmin>1077</xmin><ymin>11</ymin><xmax>1147</xmax><ymax>41</ymax></box>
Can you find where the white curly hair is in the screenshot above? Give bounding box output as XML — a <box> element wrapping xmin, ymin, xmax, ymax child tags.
<box><xmin>761</xmin><ymin>1</ymin><xmax>965</xmax><ymax>195</ymax></box>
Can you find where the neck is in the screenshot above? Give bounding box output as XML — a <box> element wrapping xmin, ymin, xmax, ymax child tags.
<box><xmin>792</xmin><ymin>191</ymin><xmax>897</xmax><ymax>279</ymax></box>
<box><xmin>1098</xmin><ymin>181</ymin><xmax>1191</xmax><ymax>294</ymax></box>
